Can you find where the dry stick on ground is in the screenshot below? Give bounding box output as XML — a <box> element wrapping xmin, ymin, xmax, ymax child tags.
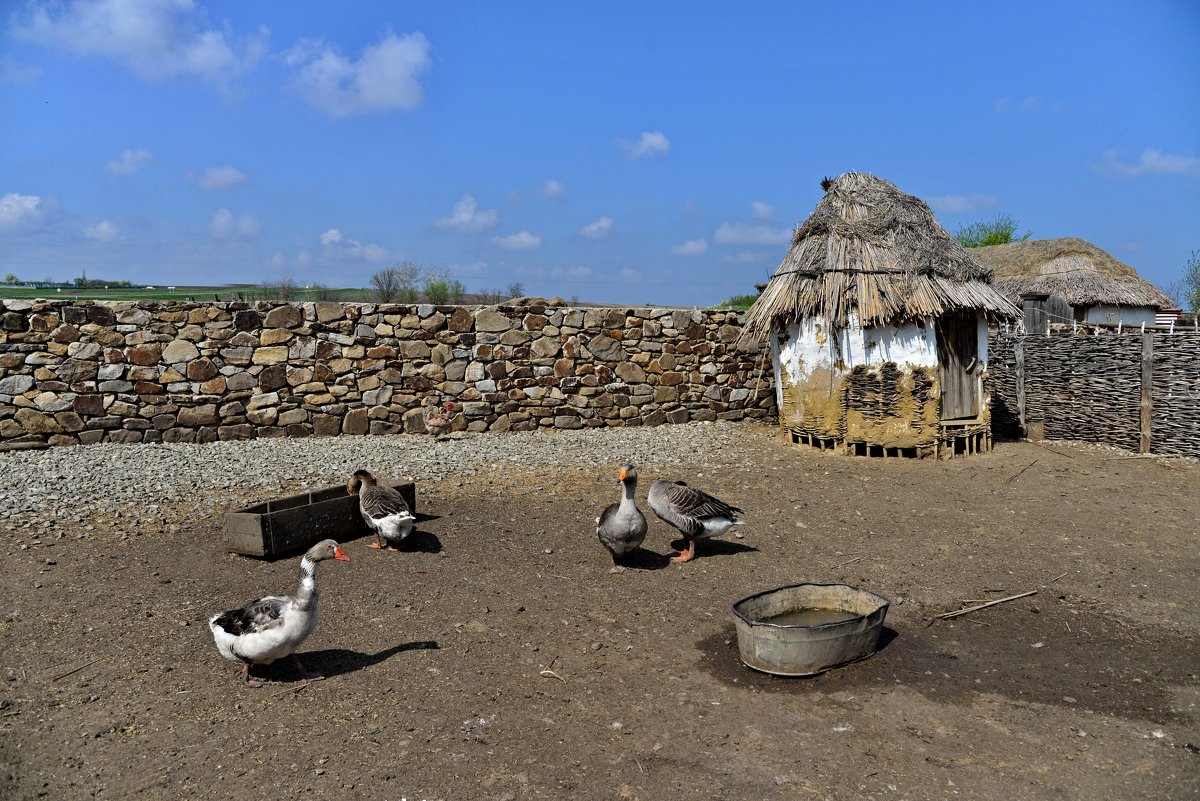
<box><xmin>930</xmin><ymin>590</ymin><xmax>1038</xmax><ymax>624</ymax></box>
<box><xmin>1047</xmin><ymin>572</ymin><xmax>1068</xmax><ymax>583</ymax></box>
<box><xmin>833</xmin><ymin>555</ymin><xmax>862</xmax><ymax>569</ymax></box>
<box><xmin>539</xmin><ymin>655</ymin><xmax>566</xmax><ymax>683</ymax></box>
<box><xmin>268</xmin><ymin>680</ymin><xmax>313</xmax><ymax>699</ymax></box>
<box><xmin>1004</xmin><ymin>459</ymin><xmax>1039</xmax><ymax>485</ymax></box>
<box><xmin>50</xmin><ymin>659</ymin><xmax>98</xmax><ymax>682</ymax></box>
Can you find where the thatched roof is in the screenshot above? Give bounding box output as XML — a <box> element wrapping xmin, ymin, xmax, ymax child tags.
<box><xmin>743</xmin><ymin>172</ymin><xmax>1018</xmax><ymax>341</ymax></box>
<box><xmin>971</xmin><ymin>238</ymin><xmax>1171</xmax><ymax>309</ymax></box>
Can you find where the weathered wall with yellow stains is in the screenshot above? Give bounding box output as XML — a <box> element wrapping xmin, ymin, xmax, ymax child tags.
<box><xmin>772</xmin><ymin>316</ymin><xmax>944</xmax><ymax>444</ymax></box>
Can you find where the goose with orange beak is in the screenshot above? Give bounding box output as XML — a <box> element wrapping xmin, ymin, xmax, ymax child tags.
<box><xmin>595</xmin><ymin>464</ymin><xmax>648</xmax><ymax>573</ymax></box>
<box><xmin>209</xmin><ymin>539</ymin><xmax>350</xmax><ymax>687</ymax></box>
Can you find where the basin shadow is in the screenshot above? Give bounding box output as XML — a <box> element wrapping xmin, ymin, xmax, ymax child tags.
<box><xmin>696</xmin><ymin>602</ymin><xmax>1195</xmax><ymax>721</ymax></box>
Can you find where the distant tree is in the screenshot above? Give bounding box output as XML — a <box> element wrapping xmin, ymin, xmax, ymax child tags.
<box><xmin>310</xmin><ymin>282</ymin><xmax>338</xmax><ymax>301</ymax></box>
<box><xmin>2</xmin><ymin>273</ymin><xmax>16</xmax><ymax>284</ymax></box>
<box><xmin>74</xmin><ymin>268</ymin><xmax>88</xmax><ymax>287</ymax></box>
<box><xmin>259</xmin><ymin>275</ymin><xmax>299</xmax><ymax>301</ymax></box>
<box><xmin>423</xmin><ymin>268</ymin><xmax>451</xmax><ymax>304</ymax></box>
<box><xmin>1180</xmin><ymin>250</ymin><xmax>1200</xmax><ymax>312</ymax></box>
<box><xmin>506</xmin><ymin>281</ymin><xmax>525</xmax><ymax>298</ymax></box>
<box><xmin>277</xmin><ymin>274</ymin><xmax>299</xmax><ymax>301</ymax></box>
<box><xmin>370</xmin><ymin>261</ymin><xmax>421</xmax><ymax>303</ymax></box>
<box><xmin>717</xmin><ymin>294</ymin><xmax>759</xmax><ymax>310</ymax></box>
<box><xmin>447</xmin><ymin>279</ymin><xmax>467</xmax><ymax>303</ymax></box>
<box><xmin>477</xmin><ymin>286</ymin><xmax>505</xmax><ymax>304</ymax></box>
<box><xmin>954</xmin><ymin>214</ymin><xmax>1031</xmax><ymax>248</ymax></box>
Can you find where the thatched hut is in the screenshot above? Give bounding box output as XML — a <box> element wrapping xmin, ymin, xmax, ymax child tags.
<box><xmin>743</xmin><ymin>172</ymin><xmax>1019</xmax><ymax>458</ymax></box>
<box><xmin>971</xmin><ymin>237</ymin><xmax>1171</xmax><ymax>328</ymax></box>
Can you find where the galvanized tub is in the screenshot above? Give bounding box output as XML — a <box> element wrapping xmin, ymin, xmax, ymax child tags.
<box><xmin>732</xmin><ymin>583</ymin><xmax>891</xmax><ymax>676</ymax></box>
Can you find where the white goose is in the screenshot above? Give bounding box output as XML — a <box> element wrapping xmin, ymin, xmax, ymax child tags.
<box><xmin>647</xmin><ymin>480</ymin><xmax>744</xmax><ymax>564</ymax></box>
<box><xmin>595</xmin><ymin>464</ymin><xmax>647</xmax><ymax>573</ymax></box>
<box><xmin>208</xmin><ymin>539</ymin><xmax>350</xmax><ymax>687</ymax></box>
<box><xmin>348</xmin><ymin>469</ymin><xmax>416</xmax><ymax>552</ymax></box>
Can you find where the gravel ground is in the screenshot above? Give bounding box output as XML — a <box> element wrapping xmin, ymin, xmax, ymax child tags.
<box><xmin>0</xmin><ymin>422</ymin><xmax>753</xmax><ymax>528</ymax></box>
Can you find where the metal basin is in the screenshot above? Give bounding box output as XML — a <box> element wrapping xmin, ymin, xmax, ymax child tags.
<box><xmin>732</xmin><ymin>583</ymin><xmax>891</xmax><ymax>676</ymax></box>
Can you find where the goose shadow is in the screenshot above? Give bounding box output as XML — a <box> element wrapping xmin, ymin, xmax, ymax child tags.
<box><xmin>670</xmin><ymin>537</ymin><xmax>759</xmax><ymax>559</ymax></box>
<box><xmin>302</xmin><ymin>640</ymin><xmax>439</xmax><ymax>680</ymax></box>
<box><xmin>400</xmin><ymin>529</ymin><xmax>443</xmax><ymax>553</ymax></box>
<box><xmin>616</xmin><ymin>547</ymin><xmax>672</xmax><ymax>571</ymax></box>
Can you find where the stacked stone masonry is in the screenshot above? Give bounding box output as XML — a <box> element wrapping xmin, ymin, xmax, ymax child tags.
<box><xmin>0</xmin><ymin>299</ymin><xmax>776</xmax><ymax>446</ymax></box>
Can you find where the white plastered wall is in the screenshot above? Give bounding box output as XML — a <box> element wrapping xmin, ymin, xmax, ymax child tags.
<box><xmin>775</xmin><ymin>314</ymin><xmax>940</xmax><ymax>386</ymax></box>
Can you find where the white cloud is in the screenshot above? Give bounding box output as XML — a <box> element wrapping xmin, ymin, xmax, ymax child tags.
<box><xmin>619</xmin><ymin>267</ymin><xmax>643</xmax><ymax>281</ymax></box>
<box><xmin>0</xmin><ymin>192</ymin><xmax>52</xmax><ymax>232</ymax></box>
<box><xmin>722</xmin><ymin>251</ymin><xmax>765</xmax><ymax>264</ymax></box>
<box><xmin>106</xmin><ymin>148</ymin><xmax>153</xmax><ymax>176</ymax></box>
<box><xmin>713</xmin><ymin>222</ymin><xmax>791</xmax><ymax>246</ymax></box>
<box><xmin>926</xmin><ymin>193</ymin><xmax>999</xmax><ymax>215</ymax></box>
<box><xmin>670</xmin><ymin>238</ymin><xmax>708</xmax><ymax>256</ymax></box>
<box><xmin>540</xmin><ymin>179</ymin><xmax>566</xmax><ymax>198</ymax></box>
<box><xmin>434</xmin><ymin>194</ymin><xmax>498</xmax><ymax>232</ymax></box>
<box><xmin>551</xmin><ymin>265</ymin><xmax>593</xmax><ymax>279</ymax></box>
<box><xmin>579</xmin><ymin>216</ymin><xmax>613</xmax><ymax>239</ymax></box>
<box><xmin>620</xmin><ymin>131</ymin><xmax>670</xmax><ymax>159</ymax></box>
<box><xmin>190</xmin><ymin>165</ymin><xmax>247</xmax><ymax>189</ymax></box>
<box><xmin>750</xmin><ymin>201</ymin><xmax>775</xmax><ymax>220</ymax></box>
<box><xmin>84</xmin><ymin>220</ymin><xmax>119</xmax><ymax>241</ymax></box>
<box><xmin>319</xmin><ymin>227</ymin><xmax>389</xmax><ymax>262</ymax></box>
<box><xmin>0</xmin><ymin>56</ymin><xmax>42</xmax><ymax>85</ymax></box>
<box><xmin>1120</xmin><ymin>242</ymin><xmax>1144</xmax><ymax>253</ymax></box>
<box><xmin>285</xmin><ymin>32</ymin><xmax>430</xmax><ymax>118</ymax></box>
<box><xmin>211</xmin><ymin>208</ymin><xmax>260</xmax><ymax>239</ymax></box>
<box><xmin>1095</xmin><ymin>148</ymin><xmax>1200</xmax><ymax>178</ymax></box>
<box><xmin>491</xmin><ymin>231</ymin><xmax>542</xmax><ymax>251</ymax></box>
<box><xmin>12</xmin><ymin>0</ymin><xmax>267</xmax><ymax>88</ymax></box>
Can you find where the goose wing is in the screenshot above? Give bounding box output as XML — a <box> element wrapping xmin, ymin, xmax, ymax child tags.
<box><xmin>651</xmin><ymin>481</ymin><xmax>742</xmax><ymax>536</ymax></box>
<box><xmin>361</xmin><ymin>484</ymin><xmax>412</xmax><ymax>520</ymax></box>
<box><xmin>211</xmin><ymin>596</ymin><xmax>288</xmax><ymax>636</ymax></box>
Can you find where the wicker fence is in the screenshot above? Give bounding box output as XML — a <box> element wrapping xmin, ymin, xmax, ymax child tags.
<box><xmin>989</xmin><ymin>329</ymin><xmax>1200</xmax><ymax>456</ymax></box>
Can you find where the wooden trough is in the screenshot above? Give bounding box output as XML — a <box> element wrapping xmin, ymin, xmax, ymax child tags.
<box><xmin>223</xmin><ymin>478</ymin><xmax>416</xmax><ymax>558</ymax></box>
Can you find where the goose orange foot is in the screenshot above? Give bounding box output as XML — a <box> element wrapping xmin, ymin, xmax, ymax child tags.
<box><xmin>669</xmin><ymin>541</ymin><xmax>697</xmax><ymax>564</ymax></box>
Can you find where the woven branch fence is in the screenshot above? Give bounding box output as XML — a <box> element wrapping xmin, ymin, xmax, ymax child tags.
<box><xmin>989</xmin><ymin>329</ymin><xmax>1200</xmax><ymax>456</ymax></box>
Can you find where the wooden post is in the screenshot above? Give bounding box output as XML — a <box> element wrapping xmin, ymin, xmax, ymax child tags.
<box><xmin>1140</xmin><ymin>332</ymin><xmax>1153</xmax><ymax>453</ymax></box>
<box><xmin>1015</xmin><ymin>338</ymin><xmax>1026</xmax><ymax>435</ymax></box>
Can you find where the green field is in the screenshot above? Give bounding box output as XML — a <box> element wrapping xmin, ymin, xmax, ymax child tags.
<box><xmin>0</xmin><ymin>284</ymin><xmax>373</xmax><ymax>303</ymax></box>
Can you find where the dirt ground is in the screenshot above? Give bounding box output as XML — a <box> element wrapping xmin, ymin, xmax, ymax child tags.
<box><xmin>2</xmin><ymin>425</ymin><xmax>1198</xmax><ymax>801</ymax></box>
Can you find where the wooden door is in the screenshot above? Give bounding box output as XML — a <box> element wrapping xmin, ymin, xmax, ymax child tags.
<box><xmin>935</xmin><ymin>310</ymin><xmax>981</xmax><ymax>420</ymax></box>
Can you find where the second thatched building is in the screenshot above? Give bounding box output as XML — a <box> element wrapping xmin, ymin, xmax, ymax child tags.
<box><xmin>743</xmin><ymin>172</ymin><xmax>1019</xmax><ymax>458</ymax></box>
<box><xmin>971</xmin><ymin>237</ymin><xmax>1172</xmax><ymax>330</ymax></box>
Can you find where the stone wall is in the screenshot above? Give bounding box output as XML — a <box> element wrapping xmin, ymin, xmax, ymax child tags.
<box><xmin>0</xmin><ymin>298</ymin><xmax>775</xmax><ymax>446</ymax></box>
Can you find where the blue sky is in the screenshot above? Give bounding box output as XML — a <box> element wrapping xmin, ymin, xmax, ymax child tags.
<box><xmin>1</xmin><ymin>1</ymin><xmax>1197</xmax><ymax>306</ymax></box>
